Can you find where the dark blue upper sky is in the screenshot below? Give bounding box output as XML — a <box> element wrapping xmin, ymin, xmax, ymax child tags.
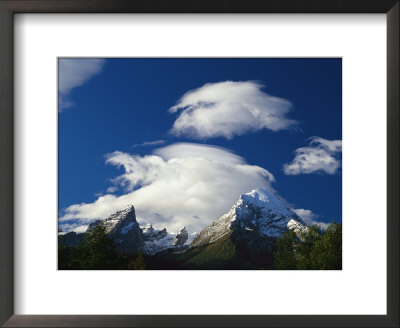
<box><xmin>59</xmin><ymin>58</ymin><xmax>341</xmax><ymax>229</ymax></box>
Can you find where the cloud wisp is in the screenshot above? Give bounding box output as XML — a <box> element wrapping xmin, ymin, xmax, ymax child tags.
<box><xmin>132</xmin><ymin>140</ymin><xmax>166</xmax><ymax>148</ymax></box>
<box><xmin>169</xmin><ymin>81</ymin><xmax>297</xmax><ymax>140</ymax></box>
<box><xmin>59</xmin><ymin>143</ymin><xmax>274</xmax><ymax>234</ymax></box>
<box><xmin>292</xmin><ymin>208</ymin><xmax>330</xmax><ymax>230</ymax></box>
<box><xmin>283</xmin><ymin>137</ymin><xmax>342</xmax><ymax>175</ymax></box>
<box><xmin>58</xmin><ymin>58</ymin><xmax>106</xmax><ymax>110</ymax></box>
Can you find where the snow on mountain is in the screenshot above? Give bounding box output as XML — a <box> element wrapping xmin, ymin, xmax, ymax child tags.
<box><xmin>141</xmin><ymin>225</ymin><xmax>193</xmax><ymax>255</ymax></box>
<box><xmin>86</xmin><ymin>205</ymin><xmax>144</xmax><ymax>254</ymax></box>
<box><xmin>87</xmin><ymin>205</ymin><xmax>135</xmax><ymax>234</ymax></box>
<box><xmin>85</xmin><ymin>206</ymin><xmax>194</xmax><ymax>255</ymax></box>
<box><xmin>186</xmin><ymin>232</ymin><xmax>198</xmax><ymax>245</ymax></box>
<box><xmin>62</xmin><ymin>189</ymin><xmax>308</xmax><ymax>257</ymax></box>
<box><xmin>84</xmin><ymin>204</ymin><xmax>200</xmax><ymax>255</ymax></box>
<box><xmin>140</xmin><ymin>224</ymin><xmax>175</xmax><ymax>255</ymax></box>
<box><xmin>287</xmin><ymin>218</ymin><xmax>308</xmax><ymax>235</ymax></box>
<box><xmin>191</xmin><ymin>188</ymin><xmax>306</xmax><ymax>247</ymax></box>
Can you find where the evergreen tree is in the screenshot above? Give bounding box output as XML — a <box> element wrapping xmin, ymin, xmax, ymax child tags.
<box><xmin>58</xmin><ymin>228</ymin><xmax>71</xmax><ymax>270</ymax></box>
<box><xmin>273</xmin><ymin>229</ymin><xmax>298</xmax><ymax>270</ymax></box>
<box><xmin>73</xmin><ymin>226</ymin><xmax>121</xmax><ymax>270</ymax></box>
<box><xmin>309</xmin><ymin>223</ymin><xmax>342</xmax><ymax>269</ymax></box>
<box><xmin>295</xmin><ymin>225</ymin><xmax>323</xmax><ymax>269</ymax></box>
<box><xmin>128</xmin><ymin>252</ymin><xmax>146</xmax><ymax>270</ymax></box>
<box><xmin>273</xmin><ymin>222</ymin><xmax>342</xmax><ymax>270</ymax></box>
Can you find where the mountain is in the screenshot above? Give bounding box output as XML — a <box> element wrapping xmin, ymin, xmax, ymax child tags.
<box><xmin>140</xmin><ymin>224</ymin><xmax>174</xmax><ymax>255</ymax></box>
<box><xmin>141</xmin><ymin>224</ymin><xmax>188</xmax><ymax>255</ymax></box>
<box><xmin>171</xmin><ymin>188</ymin><xmax>307</xmax><ymax>269</ymax></box>
<box><xmin>191</xmin><ymin>188</ymin><xmax>305</xmax><ymax>247</ymax></box>
<box><xmin>172</xmin><ymin>227</ymin><xmax>189</xmax><ymax>246</ymax></box>
<box><xmin>59</xmin><ymin>189</ymin><xmax>308</xmax><ymax>268</ymax></box>
<box><xmin>86</xmin><ymin>205</ymin><xmax>144</xmax><ymax>254</ymax></box>
<box><xmin>60</xmin><ymin>205</ymin><xmax>197</xmax><ymax>256</ymax></box>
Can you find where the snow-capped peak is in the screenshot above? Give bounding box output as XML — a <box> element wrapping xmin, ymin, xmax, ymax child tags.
<box><xmin>85</xmin><ymin>204</ymin><xmax>144</xmax><ymax>254</ymax></box>
<box><xmin>140</xmin><ymin>225</ymin><xmax>192</xmax><ymax>255</ymax></box>
<box><xmin>87</xmin><ymin>204</ymin><xmax>137</xmax><ymax>235</ymax></box>
<box><xmin>191</xmin><ymin>188</ymin><xmax>305</xmax><ymax>247</ymax></box>
<box><xmin>114</xmin><ymin>204</ymin><xmax>135</xmax><ymax>217</ymax></box>
<box><xmin>84</xmin><ymin>205</ymin><xmax>195</xmax><ymax>255</ymax></box>
<box><xmin>240</xmin><ymin>188</ymin><xmax>295</xmax><ymax>217</ymax></box>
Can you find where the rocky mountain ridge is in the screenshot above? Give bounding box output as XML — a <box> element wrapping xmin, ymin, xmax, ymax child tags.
<box><xmin>60</xmin><ymin>189</ymin><xmax>307</xmax><ymax>259</ymax></box>
<box><xmin>191</xmin><ymin>188</ymin><xmax>306</xmax><ymax>248</ymax></box>
<box><xmin>60</xmin><ymin>205</ymin><xmax>195</xmax><ymax>255</ymax></box>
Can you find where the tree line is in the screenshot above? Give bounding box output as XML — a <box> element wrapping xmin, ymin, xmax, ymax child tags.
<box><xmin>58</xmin><ymin>226</ymin><xmax>145</xmax><ymax>270</ymax></box>
<box><xmin>59</xmin><ymin>222</ymin><xmax>342</xmax><ymax>270</ymax></box>
<box><xmin>273</xmin><ymin>222</ymin><xmax>342</xmax><ymax>270</ymax></box>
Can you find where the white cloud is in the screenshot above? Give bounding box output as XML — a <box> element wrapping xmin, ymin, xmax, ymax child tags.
<box><xmin>58</xmin><ymin>58</ymin><xmax>106</xmax><ymax>110</ymax></box>
<box><xmin>106</xmin><ymin>186</ymin><xmax>118</xmax><ymax>193</ymax></box>
<box><xmin>154</xmin><ymin>142</ymin><xmax>246</xmax><ymax>165</ymax></box>
<box><xmin>283</xmin><ymin>137</ymin><xmax>342</xmax><ymax>175</ymax></box>
<box><xmin>60</xmin><ymin>143</ymin><xmax>274</xmax><ymax>233</ymax></box>
<box><xmin>132</xmin><ymin>140</ymin><xmax>166</xmax><ymax>148</ymax></box>
<box><xmin>293</xmin><ymin>208</ymin><xmax>329</xmax><ymax>230</ymax></box>
<box><xmin>59</xmin><ymin>222</ymin><xmax>89</xmax><ymax>234</ymax></box>
<box><xmin>169</xmin><ymin>81</ymin><xmax>297</xmax><ymax>139</ymax></box>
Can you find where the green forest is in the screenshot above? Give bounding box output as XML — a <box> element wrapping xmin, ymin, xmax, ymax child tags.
<box><xmin>59</xmin><ymin>223</ymin><xmax>341</xmax><ymax>270</ymax></box>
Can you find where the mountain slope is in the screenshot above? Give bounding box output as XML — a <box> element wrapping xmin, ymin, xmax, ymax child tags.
<box><xmin>86</xmin><ymin>205</ymin><xmax>144</xmax><ymax>254</ymax></box>
<box><xmin>141</xmin><ymin>225</ymin><xmax>191</xmax><ymax>255</ymax></box>
<box><xmin>191</xmin><ymin>188</ymin><xmax>305</xmax><ymax>248</ymax></box>
<box><xmin>182</xmin><ymin>231</ymin><xmax>258</xmax><ymax>269</ymax></box>
<box><xmin>163</xmin><ymin>188</ymin><xmax>307</xmax><ymax>269</ymax></box>
<box><xmin>60</xmin><ymin>189</ymin><xmax>308</xmax><ymax>268</ymax></box>
<box><xmin>60</xmin><ymin>206</ymin><xmax>196</xmax><ymax>256</ymax></box>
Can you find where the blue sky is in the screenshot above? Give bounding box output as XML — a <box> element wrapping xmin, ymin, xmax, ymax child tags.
<box><xmin>58</xmin><ymin>58</ymin><xmax>342</xmax><ymax>234</ymax></box>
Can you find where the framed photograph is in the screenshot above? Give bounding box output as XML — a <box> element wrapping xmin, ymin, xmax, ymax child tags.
<box><xmin>57</xmin><ymin>57</ymin><xmax>343</xmax><ymax>272</ymax></box>
<box><xmin>0</xmin><ymin>1</ymin><xmax>398</xmax><ymax>327</ymax></box>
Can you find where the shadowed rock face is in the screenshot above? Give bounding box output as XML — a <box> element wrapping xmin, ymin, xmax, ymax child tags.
<box><xmin>87</xmin><ymin>205</ymin><xmax>144</xmax><ymax>254</ymax></box>
<box><xmin>229</xmin><ymin>228</ymin><xmax>276</xmax><ymax>268</ymax></box>
<box><xmin>172</xmin><ymin>227</ymin><xmax>188</xmax><ymax>246</ymax></box>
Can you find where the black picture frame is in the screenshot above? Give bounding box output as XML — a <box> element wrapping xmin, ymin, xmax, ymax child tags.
<box><xmin>0</xmin><ymin>1</ymin><xmax>398</xmax><ymax>327</ymax></box>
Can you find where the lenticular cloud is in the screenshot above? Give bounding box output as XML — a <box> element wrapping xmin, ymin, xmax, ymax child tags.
<box><xmin>60</xmin><ymin>143</ymin><xmax>274</xmax><ymax>233</ymax></box>
<box><xmin>169</xmin><ymin>81</ymin><xmax>297</xmax><ymax>140</ymax></box>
